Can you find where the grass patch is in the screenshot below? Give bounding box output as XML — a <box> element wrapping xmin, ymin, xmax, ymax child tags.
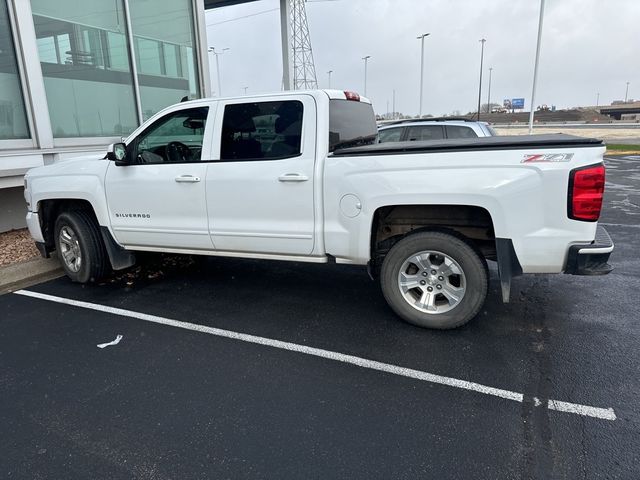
<box><xmin>606</xmin><ymin>143</ymin><xmax>640</xmax><ymax>151</ymax></box>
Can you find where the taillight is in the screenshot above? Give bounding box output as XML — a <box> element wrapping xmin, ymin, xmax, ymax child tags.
<box><xmin>344</xmin><ymin>91</ymin><xmax>360</xmax><ymax>101</ymax></box>
<box><xmin>568</xmin><ymin>163</ymin><xmax>605</xmax><ymax>221</ymax></box>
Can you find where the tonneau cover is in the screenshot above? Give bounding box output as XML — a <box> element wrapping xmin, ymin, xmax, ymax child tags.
<box><xmin>331</xmin><ymin>134</ymin><xmax>603</xmax><ymax>156</ymax></box>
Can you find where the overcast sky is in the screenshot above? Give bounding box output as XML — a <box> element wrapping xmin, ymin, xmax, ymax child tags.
<box><xmin>205</xmin><ymin>0</ymin><xmax>639</xmax><ymax>116</ymax></box>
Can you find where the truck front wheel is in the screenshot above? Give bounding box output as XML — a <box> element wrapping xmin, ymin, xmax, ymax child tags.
<box><xmin>380</xmin><ymin>231</ymin><xmax>488</xmax><ymax>329</ymax></box>
<box><xmin>54</xmin><ymin>211</ymin><xmax>109</xmax><ymax>283</ymax></box>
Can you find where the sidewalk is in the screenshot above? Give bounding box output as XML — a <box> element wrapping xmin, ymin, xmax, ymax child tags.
<box><xmin>0</xmin><ymin>255</ymin><xmax>63</xmax><ymax>295</ymax></box>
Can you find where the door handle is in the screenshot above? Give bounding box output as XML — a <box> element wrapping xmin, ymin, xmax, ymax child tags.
<box><xmin>278</xmin><ymin>173</ymin><xmax>309</xmax><ymax>182</ymax></box>
<box><xmin>175</xmin><ymin>175</ymin><xmax>201</xmax><ymax>183</ymax></box>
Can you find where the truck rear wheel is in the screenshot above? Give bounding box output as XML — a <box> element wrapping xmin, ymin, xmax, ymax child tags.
<box><xmin>380</xmin><ymin>231</ymin><xmax>488</xmax><ymax>329</ymax></box>
<box><xmin>54</xmin><ymin>211</ymin><xmax>109</xmax><ymax>283</ymax></box>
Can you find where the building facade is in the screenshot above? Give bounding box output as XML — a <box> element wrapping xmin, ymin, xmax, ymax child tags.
<box><xmin>0</xmin><ymin>0</ymin><xmax>210</xmax><ymax>231</ymax></box>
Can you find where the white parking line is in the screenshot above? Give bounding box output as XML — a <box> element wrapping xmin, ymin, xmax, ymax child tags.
<box><xmin>600</xmin><ymin>222</ymin><xmax>640</xmax><ymax>229</ymax></box>
<box><xmin>15</xmin><ymin>289</ymin><xmax>616</xmax><ymax>421</ymax></box>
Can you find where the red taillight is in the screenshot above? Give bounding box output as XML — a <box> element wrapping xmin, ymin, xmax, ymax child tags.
<box><xmin>344</xmin><ymin>91</ymin><xmax>360</xmax><ymax>101</ymax></box>
<box><xmin>568</xmin><ymin>164</ymin><xmax>605</xmax><ymax>221</ymax></box>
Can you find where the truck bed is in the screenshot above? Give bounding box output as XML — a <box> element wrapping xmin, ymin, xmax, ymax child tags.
<box><xmin>332</xmin><ymin>134</ymin><xmax>603</xmax><ymax>156</ymax></box>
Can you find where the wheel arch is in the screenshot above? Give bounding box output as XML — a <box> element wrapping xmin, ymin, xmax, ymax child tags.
<box><xmin>39</xmin><ymin>198</ymin><xmax>134</xmax><ymax>271</ymax></box>
<box><xmin>370</xmin><ymin>204</ymin><xmax>497</xmax><ymax>260</ymax></box>
<box><xmin>369</xmin><ymin>204</ymin><xmax>521</xmax><ymax>301</ymax></box>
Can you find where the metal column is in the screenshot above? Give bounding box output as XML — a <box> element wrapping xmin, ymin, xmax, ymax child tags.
<box><xmin>280</xmin><ymin>0</ymin><xmax>291</xmax><ymax>90</ymax></box>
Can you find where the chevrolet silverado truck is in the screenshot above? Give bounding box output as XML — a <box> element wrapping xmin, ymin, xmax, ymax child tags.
<box><xmin>23</xmin><ymin>90</ymin><xmax>613</xmax><ymax>329</ymax></box>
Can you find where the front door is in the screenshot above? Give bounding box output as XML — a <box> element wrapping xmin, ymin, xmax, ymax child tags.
<box><xmin>105</xmin><ymin>105</ymin><xmax>214</xmax><ymax>250</ymax></box>
<box><xmin>206</xmin><ymin>96</ymin><xmax>316</xmax><ymax>255</ymax></box>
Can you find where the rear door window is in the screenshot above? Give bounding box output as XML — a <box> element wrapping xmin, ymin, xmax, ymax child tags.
<box><xmin>221</xmin><ymin>100</ymin><xmax>303</xmax><ymax>160</ymax></box>
<box><xmin>405</xmin><ymin>125</ymin><xmax>444</xmax><ymax>141</ymax></box>
<box><xmin>446</xmin><ymin>125</ymin><xmax>478</xmax><ymax>139</ymax></box>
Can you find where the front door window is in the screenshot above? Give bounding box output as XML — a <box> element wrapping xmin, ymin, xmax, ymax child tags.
<box><xmin>131</xmin><ymin>107</ymin><xmax>208</xmax><ymax>163</ymax></box>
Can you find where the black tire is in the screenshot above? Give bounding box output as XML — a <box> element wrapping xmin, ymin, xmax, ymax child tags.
<box><xmin>380</xmin><ymin>231</ymin><xmax>488</xmax><ymax>329</ymax></box>
<box><xmin>54</xmin><ymin>210</ymin><xmax>110</xmax><ymax>283</ymax></box>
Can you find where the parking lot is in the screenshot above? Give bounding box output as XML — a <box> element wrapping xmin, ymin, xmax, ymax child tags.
<box><xmin>1</xmin><ymin>155</ymin><xmax>639</xmax><ymax>479</ymax></box>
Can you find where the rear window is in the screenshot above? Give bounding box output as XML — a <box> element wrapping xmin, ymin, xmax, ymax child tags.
<box><xmin>329</xmin><ymin>100</ymin><xmax>377</xmax><ymax>151</ymax></box>
<box><xmin>445</xmin><ymin>125</ymin><xmax>478</xmax><ymax>139</ymax></box>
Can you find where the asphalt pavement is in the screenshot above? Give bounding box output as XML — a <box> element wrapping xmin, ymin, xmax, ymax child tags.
<box><xmin>1</xmin><ymin>155</ymin><xmax>638</xmax><ymax>479</ymax></box>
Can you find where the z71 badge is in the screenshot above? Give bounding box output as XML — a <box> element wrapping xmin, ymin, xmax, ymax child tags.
<box><xmin>521</xmin><ymin>153</ymin><xmax>574</xmax><ymax>163</ymax></box>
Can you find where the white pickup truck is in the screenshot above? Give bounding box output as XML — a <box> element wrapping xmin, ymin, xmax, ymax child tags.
<box><xmin>23</xmin><ymin>90</ymin><xmax>613</xmax><ymax>329</ymax></box>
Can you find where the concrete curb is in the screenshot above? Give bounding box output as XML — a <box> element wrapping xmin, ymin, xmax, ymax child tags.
<box><xmin>0</xmin><ymin>255</ymin><xmax>64</xmax><ymax>295</ymax></box>
<box><xmin>605</xmin><ymin>151</ymin><xmax>640</xmax><ymax>156</ymax></box>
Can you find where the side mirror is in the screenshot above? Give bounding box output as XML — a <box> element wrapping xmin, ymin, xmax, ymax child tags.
<box><xmin>106</xmin><ymin>143</ymin><xmax>129</xmax><ymax>165</ymax></box>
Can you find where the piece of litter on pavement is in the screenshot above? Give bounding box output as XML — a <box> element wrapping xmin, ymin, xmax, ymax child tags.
<box><xmin>97</xmin><ymin>335</ymin><xmax>123</xmax><ymax>349</ymax></box>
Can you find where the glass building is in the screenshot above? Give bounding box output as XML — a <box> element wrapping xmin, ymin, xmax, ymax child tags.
<box><xmin>0</xmin><ymin>0</ymin><xmax>212</xmax><ymax>231</ymax></box>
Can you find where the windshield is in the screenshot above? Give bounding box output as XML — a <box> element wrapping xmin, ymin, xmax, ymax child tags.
<box><xmin>329</xmin><ymin>100</ymin><xmax>378</xmax><ymax>151</ymax></box>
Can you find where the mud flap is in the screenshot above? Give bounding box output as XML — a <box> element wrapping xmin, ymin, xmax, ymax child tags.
<box><xmin>100</xmin><ymin>227</ymin><xmax>136</xmax><ymax>270</ymax></box>
<box><xmin>495</xmin><ymin>238</ymin><xmax>523</xmax><ymax>303</ymax></box>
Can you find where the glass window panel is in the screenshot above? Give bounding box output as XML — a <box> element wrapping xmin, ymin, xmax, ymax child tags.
<box><xmin>57</xmin><ymin>34</ymin><xmax>71</xmax><ymax>64</ymax></box>
<box><xmin>328</xmin><ymin>100</ymin><xmax>377</xmax><ymax>151</ymax></box>
<box><xmin>378</xmin><ymin>127</ymin><xmax>403</xmax><ymax>143</ymax></box>
<box><xmin>446</xmin><ymin>125</ymin><xmax>478</xmax><ymax>139</ymax></box>
<box><xmin>133</xmin><ymin>107</ymin><xmax>208</xmax><ymax>164</ymax></box>
<box><xmin>135</xmin><ymin>37</ymin><xmax>162</xmax><ymax>75</ymax></box>
<box><xmin>31</xmin><ymin>0</ymin><xmax>126</xmax><ymax>30</ymax></box>
<box><xmin>130</xmin><ymin>0</ymin><xmax>200</xmax><ymax>121</ymax></box>
<box><xmin>221</xmin><ymin>101</ymin><xmax>303</xmax><ymax>161</ymax></box>
<box><xmin>31</xmin><ymin>0</ymin><xmax>138</xmax><ymax>138</ymax></box>
<box><xmin>36</xmin><ymin>36</ymin><xmax>58</xmax><ymax>64</ymax></box>
<box><xmin>107</xmin><ymin>32</ymin><xmax>128</xmax><ymax>71</ymax></box>
<box><xmin>0</xmin><ymin>1</ymin><xmax>30</xmax><ymax>140</ymax></box>
<box><xmin>164</xmin><ymin>44</ymin><xmax>179</xmax><ymax>78</ymax></box>
<box><xmin>406</xmin><ymin>125</ymin><xmax>445</xmax><ymax>141</ymax></box>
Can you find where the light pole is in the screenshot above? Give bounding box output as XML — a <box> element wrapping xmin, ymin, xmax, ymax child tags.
<box><xmin>362</xmin><ymin>55</ymin><xmax>371</xmax><ymax>96</ymax></box>
<box><xmin>528</xmin><ymin>0</ymin><xmax>546</xmax><ymax>134</ymax></box>
<box><xmin>208</xmin><ymin>47</ymin><xmax>230</xmax><ymax>97</ymax></box>
<box><xmin>476</xmin><ymin>38</ymin><xmax>486</xmax><ymax>121</ymax></box>
<box><xmin>417</xmin><ymin>33</ymin><xmax>430</xmax><ymax>118</ymax></box>
<box><xmin>625</xmin><ymin>81</ymin><xmax>630</xmax><ymax>102</ymax></box>
<box><xmin>392</xmin><ymin>89</ymin><xmax>396</xmax><ymax>120</ymax></box>
<box><xmin>243</xmin><ymin>86</ymin><xmax>248</xmax><ymax>95</ymax></box>
<box><xmin>486</xmin><ymin>67</ymin><xmax>493</xmax><ymax>113</ymax></box>
<box><xmin>596</xmin><ymin>92</ymin><xmax>600</xmax><ymax>107</ymax></box>
<box><xmin>327</xmin><ymin>70</ymin><xmax>333</xmax><ymax>89</ymax></box>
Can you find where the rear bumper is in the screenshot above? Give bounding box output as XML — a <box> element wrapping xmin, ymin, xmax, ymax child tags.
<box><xmin>564</xmin><ymin>225</ymin><xmax>613</xmax><ymax>275</ymax></box>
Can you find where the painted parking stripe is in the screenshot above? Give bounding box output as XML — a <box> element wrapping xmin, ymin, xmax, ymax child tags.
<box><xmin>600</xmin><ymin>222</ymin><xmax>640</xmax><ymax>229</ymax></box>
<box><xmin>15</xmin><ymin>289</ymin><xmax>616</xmax><ymax>421</ymax></box>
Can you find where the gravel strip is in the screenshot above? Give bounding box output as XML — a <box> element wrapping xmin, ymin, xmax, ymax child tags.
<box><xmin>0</xmin><ymin>229</ymin><xmax>40</xmax><ymax>267</ymax></box>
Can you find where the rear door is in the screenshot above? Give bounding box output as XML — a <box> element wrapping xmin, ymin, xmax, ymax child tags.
<box><xmin>205</xmin><ymin>95</ymin><xmax>317</xmax><ymax>255</ymax></box>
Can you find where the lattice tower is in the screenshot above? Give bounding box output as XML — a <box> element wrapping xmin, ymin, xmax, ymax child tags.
<box><xmin>290</xmin><ymin>0</ymin><xmax>318</xmax><ymax>90</ymax></box>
